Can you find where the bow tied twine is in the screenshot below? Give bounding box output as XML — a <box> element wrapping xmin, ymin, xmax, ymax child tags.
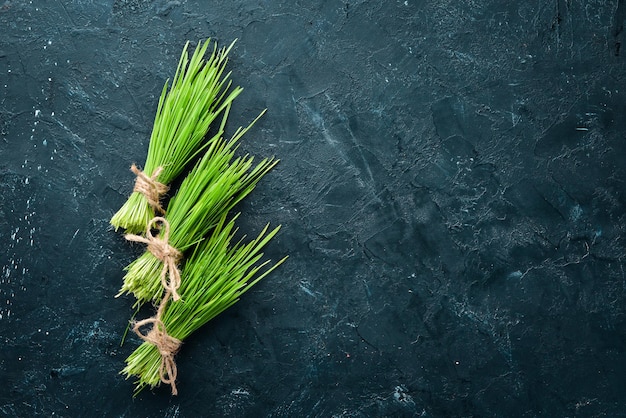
<box><xmin>125</xmin><ymin>217</ymin><xmax>182</xmax><ymax>301</ymax></box>
<box><xmin>133</xmin><ymin>310</ymin><xmax>182</xmax><ymax>395</ymax></box>
<box><xmin>131</xmin><ymin>164</ymin><xmax>168</xmax><ymax>214</ymax></box>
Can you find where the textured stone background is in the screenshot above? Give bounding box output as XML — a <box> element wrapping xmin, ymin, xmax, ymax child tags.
<box><xmin>1</xmin><ymin>1</ymin><xmax>625</xmax><ymax>416</ymax></box>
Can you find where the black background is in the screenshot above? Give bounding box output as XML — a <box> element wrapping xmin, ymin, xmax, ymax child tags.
<box><xmin>1</xmin><ymin>1</ymin><xmax>625</xmax><ymax>416</ymax></box>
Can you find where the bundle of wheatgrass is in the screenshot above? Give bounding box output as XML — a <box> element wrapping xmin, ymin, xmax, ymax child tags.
<box><xmin>111</xmin><ymin>39</ymin><xmax>242</xmax><ymax>234</ymax></box>
<box><xmin>120</xmin><ymin>111</ymin><xmax>278</xmax><ymax>305</ymax></box>
<box><xmin>123</xmin><ymin>213</ymin><xmax>287</xmax><ymax>395</ymax></box>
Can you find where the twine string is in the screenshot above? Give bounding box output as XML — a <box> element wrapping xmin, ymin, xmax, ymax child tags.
<box><xmin>125</xmin><ymin>217</ymin><xmax>182</xmax><ymax>301</ymax></box>
<box><xmin>131</xmin><ymin>164</ymin><xmax>168</xmax><ymax>214</ymax></box>
<box><xmin>132</xmin><ymin>292</ymin><xmax>181</xmax><ymax>396</ymax></box>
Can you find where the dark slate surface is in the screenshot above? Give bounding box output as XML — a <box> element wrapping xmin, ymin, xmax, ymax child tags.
<box><xmin>1</xmin><ymin>1</ymin><xmax>625</xmax><ymax>416</ymax></box>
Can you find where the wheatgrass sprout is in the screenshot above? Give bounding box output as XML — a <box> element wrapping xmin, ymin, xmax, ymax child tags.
<box><xmin>122</xmin><ymin>214</ymin><xmax>287</xmax><ymax>395</ymax></box>
<box><xmin>111</xmin><ymin>39</ymin><xmax>242</xmax><ymax>234</ymax></box>
<box><xmin>119</xmin><ymin>113</ymin><xmax>278</xmax><ymax>305</ymax></box>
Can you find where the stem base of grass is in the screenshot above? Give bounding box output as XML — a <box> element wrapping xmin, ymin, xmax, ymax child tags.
<box><xmin>110</xmin><ymin>192</ymin><xmax>156</xmax><ymax>234</ymax></box>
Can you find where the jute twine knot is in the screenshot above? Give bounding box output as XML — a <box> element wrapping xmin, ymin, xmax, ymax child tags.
<box><xmin>133</xmin><ymin>294</ymin><xmax>182</xmax><ymax>395</ymax></box>
<box><xmin>131</xmin><ymin>164</ymin><xmax>168</xmax><ymax>214</ymax></box>
<box><xmin>125</xmin><ymin>217</ymin><xmax>183</xmax><ymax>301</ymax></box>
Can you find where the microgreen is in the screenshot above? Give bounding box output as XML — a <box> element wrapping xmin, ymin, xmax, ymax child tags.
<box><xmin>118</xmin><ymin>111</ymin><xmax>278</xmax><ymax>305</ymax></box>
<box><xmin>111</xmin><ymin>39</ymin><xmax>242</xmax><ymax>233</ymax></box>
<box><xmin>122</xmin><ymin>213</ymin><xmax>287</xmax><ymax>395</ymax></box>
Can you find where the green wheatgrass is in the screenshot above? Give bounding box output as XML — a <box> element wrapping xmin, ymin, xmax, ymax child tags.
<box><xmin>111</xmin><ymin>39</ymin><xmax>242</xmax><ymax>234</ymax></box>
<box><xmin>122</xmin><ymin>214</ymin><xmax>287</xmax><ymax>395</ymax></box>
<box><xmin>119</xmin><ymin>111</ymin><xmax>278</xmax><ymax>305</ymax></box>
